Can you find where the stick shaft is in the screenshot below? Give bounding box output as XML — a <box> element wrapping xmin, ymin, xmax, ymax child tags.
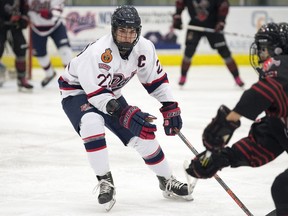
<box><xmin>186</xmin><ymin>25</ymin><xmax>254</xmax><ymax>39</ymax></box>
<box><xmin>177</xmin><ymin>131</ymin><xmax>254</xmax><ymax>216</ymax></box>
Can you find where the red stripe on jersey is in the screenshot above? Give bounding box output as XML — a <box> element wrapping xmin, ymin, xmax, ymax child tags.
<box><xmin>83</xmin><ymin>133</ymin><xmax>105</xmax><ymax>142</ymax></box>
<box><xmin>252</xmin><ymin>84</ymin><xmax>273</xmax><ymax>102</ymax></box>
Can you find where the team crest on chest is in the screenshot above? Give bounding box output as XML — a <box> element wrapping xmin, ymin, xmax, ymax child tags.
<box><xmin>101</xmin><ymin>48</ymin><xmax>113</xmax><ymax>63</ymax></box>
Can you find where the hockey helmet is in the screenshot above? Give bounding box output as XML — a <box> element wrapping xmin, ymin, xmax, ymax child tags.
<box><xmin>250</xmin><ymin>22</ymin><xmax>283</xmax><ymax>70</ymax></box>
<box><xmin>111</xmin><ymin>5</ymin><xmax>142</xmax><ymax>53</ymax></box>
<box><xmin>278</xmin><ymin>22</ymin><xmax>288</xmax><ymax>54</ymax></box>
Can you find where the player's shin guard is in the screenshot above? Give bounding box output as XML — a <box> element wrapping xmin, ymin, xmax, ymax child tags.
<box><xmin>16</xmin><ymin>57</ymin><xmax>33</xmax><ymax>90</ymax></box>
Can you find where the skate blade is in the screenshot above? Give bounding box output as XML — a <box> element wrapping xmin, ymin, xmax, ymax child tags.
<box><xmin>18</xmin><ymin>87</ymin><xmax>33</xmax><ymax>93</ymax></box>
<box><xmin>162</xmin><ymin>191</ymin><xmax>194</xmax><ymax>201</ymax></box>
<box><xmin>103</xmin><ymin>198</ymin><xmax>116</xmax><ymax>212</ymax></box>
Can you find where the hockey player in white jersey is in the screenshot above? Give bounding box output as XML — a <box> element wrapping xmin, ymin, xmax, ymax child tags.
<box><xmin>59</xmin><ymin>5</ymin><xmax>193</xmax><ymax>211</ymax></box>
<box><xmin>28</xmin><ymin>0</ymin><xmax>73</xmax><ymax>87</ymax></box>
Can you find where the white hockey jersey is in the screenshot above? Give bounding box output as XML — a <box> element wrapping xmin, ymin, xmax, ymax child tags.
<box><xmin>28</xmin><ymin>0</ymin><xmax>64</xmax><ymax>36</ymax></box>
<box><xmin>59</xmin><ymin>34</ymin><xmax>175</xmax><ymax>115</ymax></box>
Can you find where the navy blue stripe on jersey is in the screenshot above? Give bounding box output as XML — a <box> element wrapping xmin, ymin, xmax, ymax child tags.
<box><xmin>83</xmin><ymin>133</ymin><xmax>106</xmax><ymax>152</ymax></box>
<box><xmin>87</xmin><ymin>87</ymin><xmax>113</xmax><ymax>99</ymax></box>
<box><xmin>58</xmin><ymin>76</ymin><xmax>83</xmax><ymax>90</ymax></box>
<box><xmin>252</xmin><ymin>78</ymin><xmax>288</xmax><ymax>118</ymax></box>
<box><xmin>142</xmin><ymin>146</ymin><xmax>165</xmax><ymax>165</ymax></box>
<box><xmin>142</xmin><ymin>73</ymin><xmax>169</xmax><ymax>94</ymax></box>
<box><xmin>34</xmin><ymin>25</ymin><xmax>55</xmax><ymax>32</ymax></box>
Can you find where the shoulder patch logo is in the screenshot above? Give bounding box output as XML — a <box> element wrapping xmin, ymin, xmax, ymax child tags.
<box><xmin>101</xmin><ymin>48</ymin><xmax>113</xmax><ymax>63</ymax></box>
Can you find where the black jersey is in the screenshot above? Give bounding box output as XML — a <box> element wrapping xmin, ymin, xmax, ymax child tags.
<box><xmin>233</xmin><ymin>55</ymin><xmax>288</xmax><ymax>120</ymax></box>
<box><xmin>175</xmin><ymin>0</ymin><xmax>229</xmax><ymax>28</ymax></box>
<box><xmin>0</xmin><ymin>0</ymin><xmax>28</xmax><ymax>22</ymax></box>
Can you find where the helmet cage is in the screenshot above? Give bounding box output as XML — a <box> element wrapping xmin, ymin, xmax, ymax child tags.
<box><xmin>249</xmin><ymin>23</ymin><xmax>283</xmax><ymax>73</ymax></box>
<box><xmin>111</xmin><ymin>6</ymin><xmax>142</xmax><ymax>53</ymax></box>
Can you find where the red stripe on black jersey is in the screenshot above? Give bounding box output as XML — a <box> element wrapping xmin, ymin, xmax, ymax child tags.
<box><xmin>233</xmin><ymin>136</ymin><xmax>276</xmax><ymax>167</ymax></box>
<box><xmin>252</xmin><ymin>78</ymin><xmax>288</xmax><ymax>118</ymax></box>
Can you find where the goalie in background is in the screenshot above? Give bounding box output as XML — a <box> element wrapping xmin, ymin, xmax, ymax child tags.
<box><xmin>27</xmin><ymin>0</ymin><xmax>73</xmax><ymax>87</ymax></box>
<box><xmin>186</xmin><ymin>22</ymin><xmax>288</xmax><ymax>216</ymax></box>
<box><xmin>172</xmin><ymin>0</ymin><xmax>244</xmax><ymax>87</ymax></box>
<box><xmin>59</xmin><ymin>5</ymin><xmax>193</xmax><ymax>211</ymax></box>
<box><xmin>0</xmin><ymin>0</ymin><xmax>33</xmax><ymax>90</ymax></box>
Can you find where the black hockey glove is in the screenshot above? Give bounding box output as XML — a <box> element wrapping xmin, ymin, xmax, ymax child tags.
<box><xmin>215</xmin><ymin>21</ymin><xmax>225</xmax><ymax>32</ymax></box>
<box><xmin>172</xmin><ymin>14</ymin><xmax>182</xmax><ymax>30</ymax></box>
<box><xmin>185</xmin><ymin>150</ymin><xmax>230</xmax><ymax>179</ymax></box>
<box><xmin>160</xmin><ymin>102</ymin><xmax>182</xmax><ymax>136</ymax></box>
<box><xmin>203</xmin><ymin>105</ymin><xmax>240</xmax><ymax>151</ymax></box>
<box><xmin>18</xmin><ymin>17</ymin><xmax>29</xmax><ymax>29</ymax></box>
<box><xmin>119</xmin><ymin>106</ymin><xmax>157</xmax><ymax>140</ymax></box>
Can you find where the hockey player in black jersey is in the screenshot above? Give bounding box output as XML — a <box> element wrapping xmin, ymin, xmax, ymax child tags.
<box><xmin>172</xmin><ymin>0</ymin><xmax>244</xmax><ymax>87</ymax></box>
<box><xmin>0</xmin><ymin>0</ymin><xmax>33</xmax><ymax>90</ymax></box>
<box><xmin>185</xmin><ymin>22</ymin><xmax>288</xmax><ymax>216</ymax></box>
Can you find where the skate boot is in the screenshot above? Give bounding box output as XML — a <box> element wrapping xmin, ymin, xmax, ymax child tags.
<box><xmin>95</xmin><ymin>172</ymin><xmax>116</xmax><ymax>211</ymax></box>
<box><xmin>178</xmin><ymin>75</ymin><xmax>186</xmax><ymax>86</ymax></box>
<box><xmin>17</xmin><ymin>77</ymin><xmax>33</xmax><ymax>91</ymax></box>
<box><xmin>157</xmin><ymin>175</ymin><xmax>193</xmax><ymax>201</ymax></box>
<box><xmin>234</xmin><ymin>76</ymin><xmax>244</xmax><ymax>87</ymax></box>
<box><xmin>0</xmin><ymin>62</ymin><xmax>6</xmax><ymax>87</ymax></box>
<box><xmin>41</xmin><ymin>71</ymin><xmax>57</xmax><ymax>87</ymax></box>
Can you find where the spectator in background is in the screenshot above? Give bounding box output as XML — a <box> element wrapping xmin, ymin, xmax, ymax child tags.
<box><xmin>0</xmin><ymin>0</ymin><xmax>33</xmax><ymax>90</ymax></box>
<box><xmin>27</xmin><ymin>0</ymin><xmax>73</xmax><ymax>87</ymax></box>
<box><xmin>172</xmin><ymin>0</ymin><xmax>245</xmax><ymax>87</ymax></box>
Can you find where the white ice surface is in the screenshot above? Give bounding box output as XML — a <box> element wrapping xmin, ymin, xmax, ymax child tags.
<box><xmin>0</xmin><ymin>66</ymin><xmax>286</xmax><ymax>216</ymax></box>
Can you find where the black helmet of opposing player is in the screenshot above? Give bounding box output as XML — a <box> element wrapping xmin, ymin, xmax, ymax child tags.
<box><xmin>250</xmin><ymin>22</ymin><xmax>283</xmax><ymax>70</ymax></box>
<box><xmin>111</xmin><ymin>5</ymin><xmax>142</xmax><ymax>53</ymax></box>
<box><xmin>279</xmin><ymin>22</ymin><xmax>288</xmax><ymax>54</ymax></box>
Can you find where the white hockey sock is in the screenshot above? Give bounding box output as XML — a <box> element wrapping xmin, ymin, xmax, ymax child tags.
<box><xmin>58</xmin><ymin>46</ymin><xmax>73</xmax><ymax>67</ymax></box>
<box><xmin>37</xmin><ymin>55</ymin><xmax>54</xmax><ymax>77</ymax></box>
<box><xmin>80</xmin><ymin>113</ymin><xmax>110</xmax><ymax>176</ymax></box>
<box><xmin>128</xmin><ymin>137</ymin><xmax>172</xmax><ymax>179</ymax></box>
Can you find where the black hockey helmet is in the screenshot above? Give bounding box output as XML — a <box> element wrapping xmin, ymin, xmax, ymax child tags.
<box><xmin>278</xmin><ymin>22</ymin><xmax>288</xmax><ymax>54</ymax></box>
<box><xmin>111</xmin><ymin>5</ymin><xmax>142</xmax><ymax>53</ymax></box>
<box><xmin>250</xmin><ymin>22</ymin><xmax>283</xmax><ymax>71</ymax></box>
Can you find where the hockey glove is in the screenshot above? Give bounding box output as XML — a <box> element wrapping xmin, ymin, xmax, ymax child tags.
<box><xmin>185</xmin><ymin>150</ymin><xmax>230</xmax><ymax>179</ymax></box>
<box><xmin>160</xmin><ymin>102</ymin><xmax>182</xmax><ymax>136</ymax></box>
<box><xmin>215</xmin><ymin>21</ymin><xmax>225</xmax><ymax>32</ymax></box>
<box><xmin>39</xmin><ymin>9</ymin><xmax>52</xmax><ymax>19</ymax></box>
<box><xmin>119</xmin><ymin>106</ymin><xmax>157</xmax><ymax>140</ymax></box>
<box><xmin>203</xmin><ymin>105</ymin><xmax>240</xmax><ymax>151</ymax></box>
<box><xmin>172</xmin><ymin>14</ymin><xmax>182</xmax><ymax>30</ymax></box>
<box><xmin>19</xmin><ymin>19</ymin><xmax>28</xmax><ymax>29</ymax></box>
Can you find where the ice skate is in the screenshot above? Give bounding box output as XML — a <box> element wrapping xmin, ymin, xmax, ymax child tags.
<box><xmin>178</xmin><ymin>75</ymin><xmax>186</xmax><ymax>86</ymax></box>
<box><xmin>41</xmin><ymin>71</ymin><xmax>57</xmax><ymax>87</ymax></box>
<box><xmin>94</xmin><ymin>172</ymin><xmax>116</xmax><ymax>211</ymax></box>
<box><xmin>234</xmin><ymin>76</ymin><xmax>244</xmax><ymax>87</ymax></box>
<box><xmin>157</xmin><ymin>175</ymin><xmax>194</xmax><ymax>201</ymax></box>
<box><xmin>0</xmin><ymin>62</ymin><xmax>6</xmax><ymax>87</ymax></box>
<box><xmin>17</xmin><ymin>77</ymin><xmax>33</xmax><ymax>92</ymax></box>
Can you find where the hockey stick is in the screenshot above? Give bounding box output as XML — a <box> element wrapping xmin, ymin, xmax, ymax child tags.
<box><xmin>186</xmin><ymin>25</ymin><xmax>254</xmax><ymax>39</ymax></box>
<box><xmin>176</xmin><ymin>131</ymin><xmax>254</xmax><ymax>216</ymax></box>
